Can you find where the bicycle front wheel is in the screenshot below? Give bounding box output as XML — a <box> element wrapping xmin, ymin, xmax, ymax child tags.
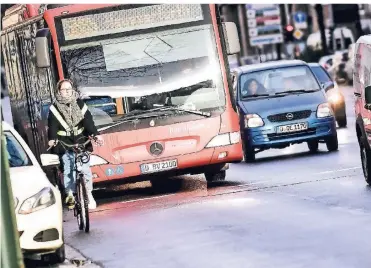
<box><xmin>76</xmin><ymin>176</ymin><xmax>90</xmax><ymax>232</ymax></box>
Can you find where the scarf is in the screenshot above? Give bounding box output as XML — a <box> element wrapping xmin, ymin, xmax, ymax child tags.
<box><xmin>54</xmin><ymin>91</ymin><xmax>84</xmax><ymax>129</ymax></box>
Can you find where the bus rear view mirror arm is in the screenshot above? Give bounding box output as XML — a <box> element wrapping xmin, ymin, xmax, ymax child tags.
<box><xmin>35</xmin><ymin>28</ymin><xmax>51</xmax><ymax>68</ymax></box>
<box><xmin>222</xmin><ymin>22</ymin><xmax>241</xmax><ymax>55</ymax></box>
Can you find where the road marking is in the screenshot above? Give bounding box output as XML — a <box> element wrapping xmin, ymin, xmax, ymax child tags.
<box><xmin>120</xmin><ymin>193</ymin><xmax>178</xmax><ymax>204</ymax></box>
<box><xmin>315</xmin><ymin>166</ymin><xmax>362</xmax><ymax>175</ymax></box>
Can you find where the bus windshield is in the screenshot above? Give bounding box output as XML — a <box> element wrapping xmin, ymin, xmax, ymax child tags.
<box><xmin>60</xmin><ymin>24</ymin><xmax>225</xmax><ymax>128</ymax></box>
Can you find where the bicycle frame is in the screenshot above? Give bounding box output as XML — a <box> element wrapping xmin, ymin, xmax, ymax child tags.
<box><xmin>58</xmin><ymin>138</ymin><xmax>93</xmax><ymax>233</ymax></box>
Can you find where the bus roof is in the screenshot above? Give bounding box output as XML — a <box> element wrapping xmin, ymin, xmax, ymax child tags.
<box><xmin>356</xmin><ymin>34</ymin><xmax>371</xmax><ymax>45</ymax></box>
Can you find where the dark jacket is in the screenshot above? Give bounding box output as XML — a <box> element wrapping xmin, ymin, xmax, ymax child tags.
<box><xmin>48</xmin><ymin>99</ymin><xmax>99</xmax><ymax>155</ymax></box>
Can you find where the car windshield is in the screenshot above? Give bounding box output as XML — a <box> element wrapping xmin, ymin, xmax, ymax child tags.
<box><xmin>60</xmin><ymin>24</ymin><xmax>225</xmax><ymax>128</ymax></box>
<box><xmin>239</xmin><ymin>65</ymin><xmax>320</xmax><ymax>99</ymax></box>
<box><xmin>4</xmin><ymin>131</ymin><xmax>32</xmax><ymax>167</ymax></box>
<box><xmin>310</xmin><ymin>66</ymin><xmax>332</xmax><ymax>84</ymax></box>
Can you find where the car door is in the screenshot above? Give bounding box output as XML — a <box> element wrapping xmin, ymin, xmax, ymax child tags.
<box><xmin>362</xmin><ymin>44</ymin><xmax>371</xmax><ymax>147</ymax></box>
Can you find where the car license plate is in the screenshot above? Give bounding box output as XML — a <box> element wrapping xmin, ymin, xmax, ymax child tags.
<box><xmin>277</xmin><ymin>122</ymin><xmax>308</xmax><ymax>133</ymax></box>
<box><xmin>140</xmin><ymin>160</ymin><xmax>178</xmax><ymax>174</ymax></box>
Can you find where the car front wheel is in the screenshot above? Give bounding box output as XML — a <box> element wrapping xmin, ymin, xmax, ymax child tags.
<box><xmin>337</xmin><ymin>116</ymin><xmax>347</xmax><ymax>128</ymax></box>
<box><xmin>326</xmin><ymin>134</ymin><xmax>339</xmax><ymax>152</ymax></box>
<box><xmin>307</xmin><ymin>140</ymin><xmax>319</xmax><ymax>153</ymax></box>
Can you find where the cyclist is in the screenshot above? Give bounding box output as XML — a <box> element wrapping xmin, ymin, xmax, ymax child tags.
<box><xmin>47</xmin><ymin>79</ymin><xmax>103</xmax><ymax>210</ymax></box>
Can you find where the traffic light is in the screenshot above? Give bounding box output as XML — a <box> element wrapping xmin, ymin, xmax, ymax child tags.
<box><xmin>284</xmin><ymin>24</ymin><xmax>294</xmax><ymax>42</ymax></box>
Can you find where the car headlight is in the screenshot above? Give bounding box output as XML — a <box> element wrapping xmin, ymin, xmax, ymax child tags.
<box><xmin>327</xmin><ymin>88</ymin><xmax>343</xmax><ymax>103</ymax></box>
<box><xmin>244</xmin><ymin>114</ymin><xmax>264</xmax><ymax>128</ymax></box>
<box><xmin>205</xmin><ymin>132</ymin><xmax>241</xmax><ymax>148</ymax></box>
<box><xmin>18</xmin><ymin>187</ymin><xmax>56</xmax><ymax>215</ymax></box>
<box><xmin>90</xmin><ymin>154</ymin><xmax>108</xmax><ymax>167</ymax></box>
<box><xmin>316</xmin><ymin>103</ymin><xmax>333</xmax><ymax>118</ymax></box>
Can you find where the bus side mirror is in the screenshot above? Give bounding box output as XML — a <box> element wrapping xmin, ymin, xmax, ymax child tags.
<box><xmin>35</xmin><ymin>28</ymin><xmax>51</xmax><ymax>68</ymax></box>
<box><xmin>222</xmin><ymin>22</ymin><xmax>241</xmax><ymax>55</ymax></box>
<box><xmin>365</xmin><ymin>85</ymin><xmax>371</xmax><ymax>110</ymax></box>
<box><xmin>40</xmin><ymin>154</ymin><xmax>60</xmax><ymax>167</ymax></box>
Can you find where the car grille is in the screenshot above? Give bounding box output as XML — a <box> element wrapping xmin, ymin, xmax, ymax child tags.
<box><xmin>267</xmin><ymin>128</ymin><xmax>316</xmax><ymax>141</ymax></box>
<box><xmin>267</xmin><ymin>110</ymin><xmax>312</xmax><ymax>123</ymax></box>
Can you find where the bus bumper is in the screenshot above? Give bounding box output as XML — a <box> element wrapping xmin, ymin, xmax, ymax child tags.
<box><xmin>91</xmin><ymin>143</ymin><xmax>243</xmax><ymax>183</ymax></box>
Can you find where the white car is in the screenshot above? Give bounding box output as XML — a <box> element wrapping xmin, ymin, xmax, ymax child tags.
<box><xmin>3</xmin><ymin>121</ymin><xmax>65</xmax><ymax>263</ymax></box>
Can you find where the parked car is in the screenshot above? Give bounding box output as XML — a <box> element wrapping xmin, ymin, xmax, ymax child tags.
<box><xmin>2</xmin><ymin>121</ymin><xmax>65</xmax><ymax>263</ymax></box>
<box><xmin>354</xmin><ymin>34</ymin><xmax>371</xmax><ymax>185</ymax></box>
<box><xmin>231</xmin><ymin>60</ymin><xmax>338</xmax><ymax>162</ymax></box>
<box><xmin>309</xmin><ymin>63</ymin><xmax>347</xmax><ymax>128</ymax></box>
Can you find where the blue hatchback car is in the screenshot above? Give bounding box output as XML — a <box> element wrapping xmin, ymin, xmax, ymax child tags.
<box><xmin>231</xmin><ymin>60</ymin><xmax>338</xmax><ymax>162</ymax></box>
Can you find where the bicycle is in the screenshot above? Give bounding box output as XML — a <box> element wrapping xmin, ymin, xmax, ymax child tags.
<box><xmin>48</xmin><ymin>136</ymin><xmax>100</xmax><ymax>233</ymax></box>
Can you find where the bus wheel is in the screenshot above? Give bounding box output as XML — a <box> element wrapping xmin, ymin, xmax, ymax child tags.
<box><xmin>205</xmin><ymin>170</ymin><xmax>226</xmax><ymax>182</ymax></box>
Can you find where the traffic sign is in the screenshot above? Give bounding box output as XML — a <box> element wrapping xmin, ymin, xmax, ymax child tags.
<box><xmin>293</xmin><ymin>29</ymin><xmax>304</xmax><ymax>40</ymax></box>
<box><xmin>293</xmin><ymin>11</ymin><xmax>307</xmax><ymax>29</ymax></box>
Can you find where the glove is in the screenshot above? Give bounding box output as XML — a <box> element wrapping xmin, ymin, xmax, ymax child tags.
<box><xmin>48</xmin><ymin>140</ymin><xmax>56</xmax><ymax>147</ymax></box>
<box><xmin>94</xmin><ymin>135</ymin><xmax>104</xmax><ymax>146</ymax></box>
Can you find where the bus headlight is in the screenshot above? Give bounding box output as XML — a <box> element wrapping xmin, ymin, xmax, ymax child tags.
<box><xmin>90</xmin><ymin>154</ymin><xmax>108</xmax><ymax>166</ymax></box>
<box><xmin>244</xmin><ymin>114</ymin><xmax>264</xmax><ymax>128</ymax></box>
<box><xmin>205</xmin><ymin>132</ymin><xmax>241</xmax><ymax>148</ymax></box>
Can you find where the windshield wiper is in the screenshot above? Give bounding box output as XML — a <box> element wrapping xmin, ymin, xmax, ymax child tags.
<box><xmin>98</xmin><ymin>113</ymin><xmax>170</xmax><ymax>132</ymax></box>
<box><xmin>146</xmin><ymin>106</ymin><xmax>211</xmax><ymax>117</ymax></box>
<box><xmin>242</xmin><ymin>94</ymin><xmax>270</xmax><ymax>99</ymax></box>
<box><xmin>275</xmin><ymin>89</ymin><xmax>318</xmax><ymax>95</ymax></box>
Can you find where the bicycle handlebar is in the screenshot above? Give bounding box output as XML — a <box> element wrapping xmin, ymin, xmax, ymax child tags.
<box><xmin>47</xmin><ymin>136</ymin><xmax>100</xmax><ymax>152</ymax></box>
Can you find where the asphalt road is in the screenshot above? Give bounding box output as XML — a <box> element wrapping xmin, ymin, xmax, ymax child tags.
<box><xmin>30</xmin><ymin>85</ymin><xmax>371</xmax><ymax>268</ymax></box>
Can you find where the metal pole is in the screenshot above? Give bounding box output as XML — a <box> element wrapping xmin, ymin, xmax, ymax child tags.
<box><xmin>237</xmin><ymin>4</ymin><xmax>249</xmax><ymax>58</ymax></box>
<box><xmin>285</xmin><ymin>4</ymin><xmax>290</xmax><ymax>25</ymax></box>
<box><xmin>327</xmin><ymin>4</ymin><xmax>334</xmax><ymax>28</ymax></box>
<box><xmin>1</xmin><ymin>118</ymin><xmax>25</xmax><ymax>268</ymax></box>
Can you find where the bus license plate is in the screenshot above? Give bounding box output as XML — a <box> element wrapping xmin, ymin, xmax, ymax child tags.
<box><xmin>277</xmin><ymin>122</ymin><xmax>308</xmax><ymax>133</ymax></box>
<box><xmin>140</xmin><ymin>160</ymin><xmax>178</xmax><ymax>174</ymax></box>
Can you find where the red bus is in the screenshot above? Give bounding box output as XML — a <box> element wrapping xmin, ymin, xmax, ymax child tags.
<box><xmin>1</xmin><ymin>4</ymin><xmax>243</xmax><ymax>184</ymax></box>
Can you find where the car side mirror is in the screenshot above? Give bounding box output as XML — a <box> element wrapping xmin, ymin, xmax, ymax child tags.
<box><xmin>365</xmin><ymin>85</ymin><xmax>371</xmax><ymax>110</ymax></box>
<box><xmin>322</xmin><ymin>81</ymin><xmax>334</xmax><ymax>92</ymax></box>
<box><xmin>40</xmin><ymin>154</ymin><xmax>60</xmax><ymax>167</ymax></box>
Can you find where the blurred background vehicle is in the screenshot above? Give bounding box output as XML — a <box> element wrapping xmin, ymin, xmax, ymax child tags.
<box><xmin>309</xmin><ymin>63</ymin><xmax>347</xmax><ymax>127</ymax></box>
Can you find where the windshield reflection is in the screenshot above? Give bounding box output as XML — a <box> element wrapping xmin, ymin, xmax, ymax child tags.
<box><xmin>61</xmin><ymin>25</ymin><xmax>225</xmax><ymax>127</ymax></box>
<box><xmin>239</xmin><ymin>66</ymin><xmax>320</xmax><ymax>99</ymax></box>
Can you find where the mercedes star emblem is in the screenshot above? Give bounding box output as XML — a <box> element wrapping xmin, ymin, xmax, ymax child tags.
<box><xmin>149</xmin><ymin>142</ymin><xmax>164</xmax><ymax>156</ymax></box>
<box><xmin>286</xmin><ymin>113</ymin><xmax>294</xmax><ymax>120</ymax></box>
<box><xmin>149</xmin><ymin>120</ymin><xmax>155</xmax><ymax>127</ymax></box>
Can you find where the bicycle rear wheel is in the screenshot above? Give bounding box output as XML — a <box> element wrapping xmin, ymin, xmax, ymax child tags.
<box><xmin>78</xmin><ymin>177</ymin><xmax>90</xmax><ymax>232</ymax></box>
